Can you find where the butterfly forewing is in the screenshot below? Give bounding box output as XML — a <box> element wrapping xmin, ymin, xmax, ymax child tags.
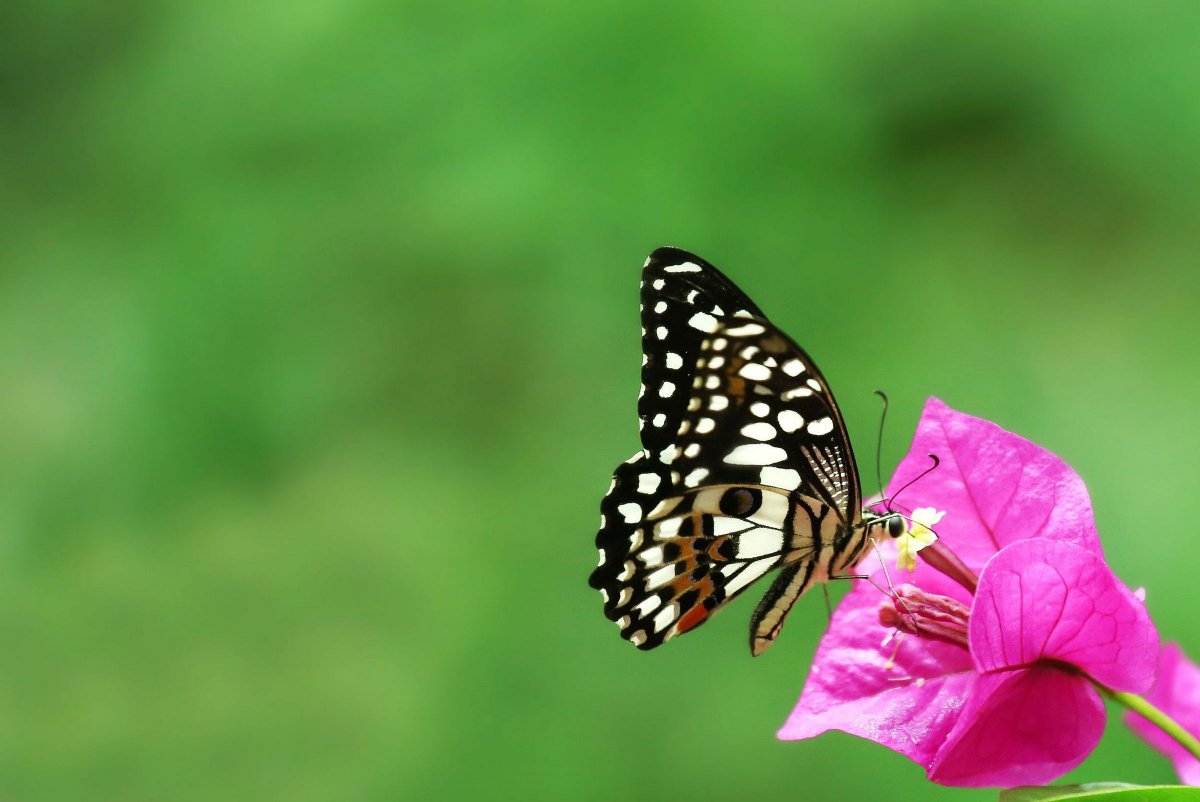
<box><xmin>669</xmin><ymin>317</ymin><xmax>860</xmax><ymax>521</ymax></box>
<box><xmin>638</xmin><ymin>247</ymin><xmax>764</xmax><ymax>455</ymax></box>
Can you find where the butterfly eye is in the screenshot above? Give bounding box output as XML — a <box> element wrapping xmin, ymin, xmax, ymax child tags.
<box><xmin>887</xmin><ymin>515</ymin><xmax>906</xmax><ymax>539</ymax></box>
<box><xmin>720</xmin><ymin>487</ymin><xmax>762</xmax><ymax>517</ymax></box>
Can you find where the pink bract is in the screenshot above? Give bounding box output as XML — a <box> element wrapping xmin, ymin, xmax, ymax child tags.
<box><xmin>881</xmin><ymin>397</ymin><xmax>1102</xmax><ymax>570</ymax></box>
<box><xmin>779</xmin><ymin>398</ymin><xmax>1158</xmax><ymax>787</ymax></box>
<box><xmin>1125</xmin><ymin>643</ymin><xmax>1200</xmax><ymax>785</ymax></box>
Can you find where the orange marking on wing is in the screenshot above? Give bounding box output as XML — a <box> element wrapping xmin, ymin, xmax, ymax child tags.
<box><xmin>706</xmin><ymin>536</ymin><xmax>731</xmax><ymax>560</ymax></box>
<box><xmin>663</xmin><ymin>538</ymin><xmax>699</xmax><ymax>560</ymax></box>
<box><xmin>669</xmin><ymin>575</ymin><xmax>693</xmax><ymax>596</ymax></box>
<box><xmin>675</xmin><ymin>605</ymin><xmax>708</xmax><ymax>635</ymax></box>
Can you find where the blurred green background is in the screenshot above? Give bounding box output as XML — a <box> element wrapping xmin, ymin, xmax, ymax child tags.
<box><xmin>2</xmin><ymin>2</ymin><xmax>1199</xmax><ymax>800</ymax></box>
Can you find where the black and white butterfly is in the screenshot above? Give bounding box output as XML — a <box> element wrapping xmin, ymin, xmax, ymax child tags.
<box><xmin>589</xmin><ymin>247</ymin><xmax>908</xmax><ymax>656</ymax></box>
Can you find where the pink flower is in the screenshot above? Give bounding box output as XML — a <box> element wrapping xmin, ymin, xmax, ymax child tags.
<box><xmin>778</xmin><ymin>398</ymin><xmax>1158</xmax><ymax>787</ymax></box>
<box><xmin>1125</xmin><ymin>643</ymin><xmax>1200</xmax><ymax>785</ymax></box>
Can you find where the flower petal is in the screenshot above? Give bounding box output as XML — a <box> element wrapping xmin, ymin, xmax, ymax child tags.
<box><xmin>779</xmin><ymin>556</ymin><xmax>973</xmax><ymax>767</ymax></box>
<box><xmin>970</xmin><ymin>538</ymin><xmax>1158</xmax><ymax>694</ymax></box>
<box><xmin>929</xmin><ymin>667</ymin><xmax>1105</xmax><ymax>787</ymax></box>
<box><xmin>885</xmin><ymin>398</ymin><xmax>1101</xmax><ymax>571</ymax></box>
<box><xmin>1125</xmin><ymin>643</ymin><xmax>1200</xmax><ymax>785</ymax></box>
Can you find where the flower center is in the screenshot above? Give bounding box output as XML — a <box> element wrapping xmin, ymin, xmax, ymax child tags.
<box><xmin>879</xmin><ymin>584</ymin><xmax>971</xmax><ymax>651</ymax></box>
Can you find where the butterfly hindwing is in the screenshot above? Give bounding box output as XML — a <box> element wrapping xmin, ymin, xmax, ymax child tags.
<box><xmin>591</xmin><ymin>456</ymin><xmax>799</xmax><ymax>649</ymax></box>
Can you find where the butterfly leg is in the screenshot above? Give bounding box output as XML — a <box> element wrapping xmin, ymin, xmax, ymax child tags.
<box><xmin>868</xmin><ymin>539</ymin><xmax>899</xmax><ymax>596</ymax></box>
<box><xmin>818</xmin><ymin>577</ymin><xmax>869</xmax><ymax>618</ymax></box>
<box><xmin>830</xmin><ymin>571</ymin><xmax>900</xmax><ymax>602</ymax></box>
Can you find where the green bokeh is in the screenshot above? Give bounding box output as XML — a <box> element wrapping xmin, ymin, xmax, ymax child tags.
<box><xmin>2</xmin><ymin>3</ymin><xmax>1199</xmax><ymax>800</ymax></box>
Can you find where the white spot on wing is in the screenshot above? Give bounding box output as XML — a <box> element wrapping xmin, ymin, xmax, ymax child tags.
<box><xmin>618</xmin><ymin>502</ymin><xmax>642</xmax><ymax>523</ymax></box>
<box><xmin>637</xmin><ymin>473</ymin><xmax>661</xmax><ymax>494</ymax></box>
<box><xmin>652</xmin><ymin>413</ymin><xmax>666</xmax><ymax>428</ymax></box>
<box><xmin>646</xmin><ymin>565</ymin><xmax>676</xmax><ymax>590</ymax></box>
<box><xmin>750</xmin><ymin>402</ymin><xmax>770</xmax><ymax>417</ymax></box>
<box><xmin>739</xmin><ymin>363</ymin><xmax>772</xmax><ymax>381</ymax></box>
<box><xmin>653</xmin><ymin>279</ymin><xmax>665</xmax><ymax>290</ymax></box>
<box><xmin>807</xmin><ymin>417</ymin><xmax>834</xmax><ymax>436</ymax></box>
<box><xmin>639</xmin><ymin>546</ymin><xmax>665</xmax><ymax>567</ymax></box>
<box><xmin>664</xmin><ymin>262</ymin><xmax>702</xmax><ymax>273</ymax></box>
<box><xmin>696</xmin><ymin>417</ymin><xmax>715</xmax><ymax>434</ymax></box>
<box><xmin>760</xmin><ymin>466</ymin><xmax>802</xmax><ymax>491</ymax></box>
<box><xmin>778</xmin><ymin>410</ymin><xmax>805</xmax><ymax>433</ymax></box>
<box><xmin>684</xmin><ymin>467</ymin><xmax>709</xmax><ymax>487</ymax></box>
<box><xmin>659</xmin><ymin>381</ymin><xmax>675</xmax><ymax>398</ymax></box>
<box><xmin>782</xmin><ymin>359</ymin><xmax>806</xmax><ymax>376</ymax></box>
<box><xmin>665</xmin><ymin>352</ymin><xmax>683</xmax><ymax>369</ymax></box>
<box><xmin>714</xmin><ymin>517</ymin><xmax>750</xmax><ymax>536</ymax></box>
<box><xmin>724</xmin><ymin>557</ymin><xmax>777</xmax><ymax>595</ymax></box>
<box><xmin>653</xmin><ymin>603</ymin><xmax>679</xmax><ymax>633</ymax></box>
<box><xmin>725</xmin><ymin>322</ymin><xmax>765</xmax><ymax>337</ymax></box>
<box><xmin>656</xmin><ymin>517</ymin><xmax>682</xmax><ymax>537</ymax></box>
<box><xmin>741</xmin><ymin>422</ymin><xmax>777</xmax><ymax>441</ymax></box>
<box><xmin>735</xmin><ymin>528</ymin><xmax>784</xmax><ymax>559</ymax></box>
<box><xmin>708</xmin><ymin>395</ymin><xmax>728</xmax><ymax>411</ymax></box>
<box><xmin>656</xmin><ymin>326</ymin><xmax>668</xmax><ymax>340</ymax></box>
<box><xmin>597</xmin><ymin>548</ymin><xmax>606</xmax><ymax>567</ymax></box>
<box><xmin>688</xmin><ymin>312</ymin><xmax>719</xmax><ymax>333</ymax></box>
<box><xmin>654</xmin><ymin>301</ymin><xmax>668</xmax><ymax>313</ymax></box>
<box><xmin>724</xmin><ymin>443</ymin><xmax>789</xmax><ymax>465</ymax></box>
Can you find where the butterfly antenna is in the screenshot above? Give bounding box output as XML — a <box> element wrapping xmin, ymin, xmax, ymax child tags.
<box><xmin>889</xmin><ymin>454</ymin><xmax>941</xmax><ymax>509</ymax></box>
<box><xmin>872</xmin><ymin>390</ymin><xmax>889</xmax><ymax>509</ymax></box>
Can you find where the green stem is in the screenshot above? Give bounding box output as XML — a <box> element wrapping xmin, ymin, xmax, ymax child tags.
<box><xmin>1093</xmin><ymin>679</ymin><xmax>1200</xmax><ymax>763</ymax></box>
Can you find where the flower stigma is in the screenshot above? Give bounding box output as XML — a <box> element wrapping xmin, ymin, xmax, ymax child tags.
<box><xmin>896</xmin><ymin>507</ymin><xmax>944</xmax><ymax>572</ymax></box>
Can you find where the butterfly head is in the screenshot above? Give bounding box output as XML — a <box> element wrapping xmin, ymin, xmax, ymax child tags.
<box><xmin>863</xmin><ymin>510</ymin><xmax>908</xmax><ymax>541</ymax></box>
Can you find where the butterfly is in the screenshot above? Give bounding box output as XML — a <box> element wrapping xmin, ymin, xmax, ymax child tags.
<box><xmin>589</xmin><ymin>247</ymin><xmax>908</xmax><ymax>656</ymax></box>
